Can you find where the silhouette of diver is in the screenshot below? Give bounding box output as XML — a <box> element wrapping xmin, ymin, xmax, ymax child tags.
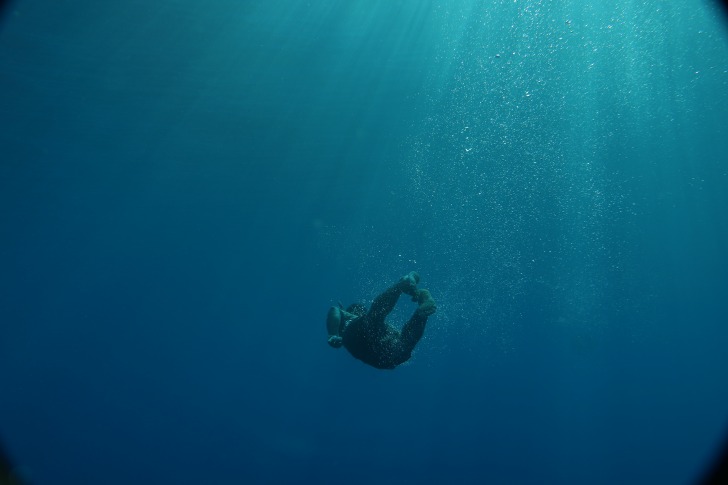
<box><xmin>326</xmin><ymin>271</ymin><xmax>437</xmax><ymax>369</ymax></box>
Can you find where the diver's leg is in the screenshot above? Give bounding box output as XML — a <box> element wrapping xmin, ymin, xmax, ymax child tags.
<box><xmin>367</xmin><ymin>272</ymin><xmax>420</xmax><ymax>322</ymax></box>
<box><xmin>400</xmin><ymin>289</ymin><xmax>436</xmax><ymax>352</ymax></box>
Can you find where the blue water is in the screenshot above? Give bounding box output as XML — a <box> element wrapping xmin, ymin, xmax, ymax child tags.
<box><xmin>1</xmin><ymin>1</ymin><xmax>727</xmax><ymax>484</ymax></box>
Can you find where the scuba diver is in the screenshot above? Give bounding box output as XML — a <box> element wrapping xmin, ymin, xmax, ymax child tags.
<box><xmin>326</xmin><ymin>271</ymin><xmax>436</xmax><ymax>369</ymax></box>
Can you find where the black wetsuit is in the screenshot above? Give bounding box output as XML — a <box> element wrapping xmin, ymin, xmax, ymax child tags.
<box><xmin>340</xmin><ymin>284</ymin><xmax>429</xmax><ymax>370</ymax></box>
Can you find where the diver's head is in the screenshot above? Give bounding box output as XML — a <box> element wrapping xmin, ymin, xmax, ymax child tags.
<box><xmin>346</xmin><ymin>303</ymin><xmax>366</xmax><ymax>317</ymax></box>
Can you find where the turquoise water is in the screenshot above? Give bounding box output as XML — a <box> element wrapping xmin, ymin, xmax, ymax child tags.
<box><xmin>1</xmin><ymin>1</ymin><xmax>727</xmax><ymax>483</ymax></box>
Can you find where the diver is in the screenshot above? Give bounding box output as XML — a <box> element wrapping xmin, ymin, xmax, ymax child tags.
<box><xmin>326</xmin><ymin>271</ymin><xmax>437</xmax><ymax>369</ymax></box>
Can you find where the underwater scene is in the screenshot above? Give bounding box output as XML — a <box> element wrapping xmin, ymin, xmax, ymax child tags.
<box><xmin>1</xmin><ymin>0</ymin><xmax>727</xmax><ymax>484</ymax></box>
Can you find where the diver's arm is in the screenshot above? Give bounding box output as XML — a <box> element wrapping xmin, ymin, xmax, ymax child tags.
<box><xmin>326</xmin><ymin>306</ymin><xmax>343</xmax><ymax>348</ymax></box>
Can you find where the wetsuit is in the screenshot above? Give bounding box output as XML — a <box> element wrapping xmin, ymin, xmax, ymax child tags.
<box><xmin>327</xmin><ymin>272</ymin><xmax>436</xmax><ymax>369</ymax></box>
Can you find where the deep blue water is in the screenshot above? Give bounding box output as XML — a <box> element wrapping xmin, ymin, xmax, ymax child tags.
<box><xmin>1</xmin><ymin>1</ymin><xmax>727</xmax><ymax>484</ymax></box>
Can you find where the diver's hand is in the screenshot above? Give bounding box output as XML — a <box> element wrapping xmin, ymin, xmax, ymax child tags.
<box><xmin>399</xmin><ymin>271</ymin><xmax>420</xmax><ymax>297</ymax></box>
<box><xmin>328</xmin><ymin>335</ymin><xmax>343</xmax><ymax>348</ymax></box>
